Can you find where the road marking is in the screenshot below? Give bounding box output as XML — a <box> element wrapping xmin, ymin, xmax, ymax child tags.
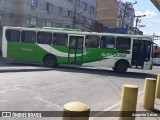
<box><xmin>90</xmin><ymin>91</ymin><xmax>144</xmax><ymax>120</ymax></box>
<box><xmin>34</xmin><ymin>96</ymin><xmax>62</xmax><ymax>110</ymax></box>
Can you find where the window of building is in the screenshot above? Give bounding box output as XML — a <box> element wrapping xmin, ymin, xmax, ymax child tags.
<box><xmin>37</xmin><ymin>32</ymin><xmax>52</xmax><ymax>44</ymax></box>
<box><xmin>100</xmin><ymin>36</ymin><xmax>115</xmax><ymax>48</ymax></box>
<box><xmin>57</xmin><ymin>23</ymin><xmax>62</xmax><ymax>28</ymax></box>
<box><xmin>76</xmin><ymin>0</ymin><xmax>80</xmax><ymax>6</ymax></box>
<box><xmin>127</xmin><ymin>15</ymin><xmax>130</xmax><ymax>20</ymax></box>
<box><xmin>53</xmin><ymin>33</ymin><xmax>68</xmax><ymax>45</ymax></box>
<box><xmin>126</xmin><ymin>24</ymin><xmax>129</xmax><ymax>29</ymax></box>
<box><xmin>66</xmin><ymin>25</ymin><xmax>71</xmax><ymax>28</ymax></box>
<box><xmin>68</xmin><ymin>10</ymin><xmax>72</xmax><ymax>17</ymax></box>
<box><xmin>58</xmin><ymin>7</ymin><xmax>63</xmax><ymax>14</ymax></box>
<box><xmin>80</xmin><ymin>16</ymin><xmax>86</xmax><ymax>25</ymax></box>
<box><xmin>27</xmin><ymin>0</ymin><xmax>37</xmax><ymax>7</ymax></box>
<box><xmin>46</xmin><ymin>2</ymin><xmax>53</xmax><ymax>13</ymax></box>
<box><xmin>123</xmin><ymin>23</ymin><xmax>126</xmax><ymax>28</ymax></box>
<box><xmin>68</xmin><ymin>0</ymin><xmax>73</xmax><ymax>3</ymax></box>
<box><xmin>118</xmin><ymin>10</ymin><xmax>123</xmax><ymax>19</ymax></box>
<box><xmin>81</xmin><ymin>2</ymin><xmax>87</xmax><ymax>12</ymax></box>
<box><xmin>118</xmin><ymin>20</ymin><xmax>122</xmax><ymax>27</ymax></box>
<box><xmin>85</xmin><ymin>35</ymin><xmax>100</xmax><ymax>48</ymax></box>
<box><xmin>116</xmin><ymin>37</ymin><xmax>131</xmax><ymax>50</ymax></box>
<box><xmin>43</xmin><ymin>20</ymin><xmax>52</xmax><ymax>27</ymax></box>
<box><xmin>6</xmin><ymin>29</ymin><xmax>20</xmax><ymax>42</ymax></box>
<box><xmin>88</xmin><ymin>19</ymin><xmax>93</xmax><ymax>27</ymax></box>
<box><xmin>10</xmin><ymin>12</ymin><xmax>15</xmax><ymax>20</ymax></box>
<box><xmin>0</xmin><ymin>10</ymin><xmax>4</xmax><ymax>20</ymax></box>
<box><xmin>131</xmin><ymin>18</ymin><xmax>134</xmax><ymax>24</ymax></box>
<box><xmin>90</xmin><ymin>6</ymin><xmax>95</xmax><ymax>15</ymax></box>
<box><xmin>27</xmin><ymin>15</ymin><xmax>37</xmax><ymax>26</ymax></box>
<box><xmin>21</xmin><ymin>31</ymin><xmax>36</xmax><ymax>43</ymax></box>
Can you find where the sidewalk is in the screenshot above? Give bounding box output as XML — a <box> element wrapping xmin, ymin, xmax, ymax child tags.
<box><xmin>90</xmin><ymin>92</ymin><xmax>160</xmax><ymax>120</ymax></box>
<box><xmin>0</xmin><ymin>57</ymin><xmax>53</xmax><ymax>72</ymax></box>
<box><xmin>0</xmin><ymin>66</ymin><xmax>53</xmax><ymax>72</ymax></box>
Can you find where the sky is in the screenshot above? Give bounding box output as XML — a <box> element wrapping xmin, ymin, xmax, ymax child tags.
<box><xmin>121</xmin><ymin>0</ymin><xmax>160</xmax><ymax>44</ymax></box>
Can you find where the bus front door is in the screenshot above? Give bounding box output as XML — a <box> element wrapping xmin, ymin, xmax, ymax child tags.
<box><xmin>131</xmin><ymin>40</ymin><xmax>147</xmax><ymax>69</ymax></box>
<box><xmin>68</xmin><ymin>35</ymin><xmax>84</xmax><ymax>65</ymax></box>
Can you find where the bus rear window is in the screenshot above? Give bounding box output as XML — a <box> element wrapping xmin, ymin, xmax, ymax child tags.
<box><xmin>6</xmin><ymin>29</ymin><xmax>20</xmax><ymax>42</ymax></box>
<box><xmin>53</xmin><ymin>33</ymin><xmax>68</xmax><ymax>45</ymax></box>
<box><xmin>21</xmin><ymin>31</ymin><xmax>36</xmax><ymax>43</ymax></box>
<box><xmin>116</xmin><ymin>37</ymin><xmax>131</xmax><ymax>50</ymax></box>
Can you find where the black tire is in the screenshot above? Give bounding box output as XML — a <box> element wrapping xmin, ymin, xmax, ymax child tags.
<box><xmin>43</xmin><ymin>55</ymin><xmax>57</xmax><ymax>67</ymax></box>
<box><xmin>114</xmin><ymin>61</ymin><xmax>128</xmax><ymax>73</ymax></box>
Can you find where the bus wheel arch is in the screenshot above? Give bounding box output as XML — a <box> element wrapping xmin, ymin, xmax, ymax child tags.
<box><xmin>113</xmin><ymin>59</ymin><xmax>130</xmax><ymax>73</ymax></box>
<box><xmin>43</xmin><ymin>54</ymin><xmax>57</xmax><ymax>67</ymax></box>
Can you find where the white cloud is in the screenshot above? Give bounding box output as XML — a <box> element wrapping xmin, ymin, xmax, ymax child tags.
<box><xmin>135</xmin><ymin>10</ymin><xmax>157</xmax><ymax>18</ymax></box>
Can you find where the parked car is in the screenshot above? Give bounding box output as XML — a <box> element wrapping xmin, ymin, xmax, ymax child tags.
<box><xmin>153</xmin><ymin>58</ymin><xmax>160</xmax><ymax>65</ymax></box>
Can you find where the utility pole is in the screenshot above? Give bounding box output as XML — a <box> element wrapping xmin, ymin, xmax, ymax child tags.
<box><xmin>134</xmin><ymin>15</ymin><xmax>146</xmax><ymax>35</ymax></box>
<box><xmin>72</xmin><ymin>0</ymin><xmax>77</xmax><ymax>29</ymax></box>
<box><xmin>119</xmin><ymin>2</ymin><xmax>128</xmax><ymax>33</ymax></box>
<box><xmin>119</xmin><ymin>1</ymin><xmax>137</xmax><ymax>33</ymax></box>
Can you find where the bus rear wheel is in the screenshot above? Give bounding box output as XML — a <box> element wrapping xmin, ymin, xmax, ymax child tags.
<box><xmin>43</xmin><ymin>55</ymin><xmax>57</xmax><ymax>67</ymax></box>
<box><xmin>114</xmin><ymin>61</ymin><xmax>128</xmax><ymax>73</ymax></box>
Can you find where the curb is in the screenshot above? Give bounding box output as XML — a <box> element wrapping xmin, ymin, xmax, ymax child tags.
<box><xmin>90</xmin><ymin>91</ymin><xmax>144</xmax><ymax>120</ymax></box>
<box><xmin>0</xmin><ymin>68</ymin><xmax>53</xmax><ymax>73</ymax></box>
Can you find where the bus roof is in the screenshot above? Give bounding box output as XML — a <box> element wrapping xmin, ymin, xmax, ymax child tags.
<box><xmin>42</xmin><ymin>27</ymin><xmax>81</xmax><ymax>32</ymax></box>
<box><xmin>3</xmin><ymin>26</ymin><xmax>153</xmax><ymax>41</ymax></box>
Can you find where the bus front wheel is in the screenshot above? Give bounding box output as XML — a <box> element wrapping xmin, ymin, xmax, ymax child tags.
<box><xmin>114</xmin><ymin>61</ymin><xmax>128</xmax><ymax>73</ymax></box>
<box><xmin>43</xmin><ymin>55</ymin><xmax>57</xmax><ymax>67</ymax></box>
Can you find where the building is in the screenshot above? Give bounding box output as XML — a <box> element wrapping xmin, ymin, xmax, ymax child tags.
<box><xmin>101</xmin><ymin>27</ymin><xmax>143</xmax><ymax>35</ymax></box>
<box><xmin>0</xmin><ymin>0</ymin><xmax>97</xmax><ymax>49</ymax></box>
<box><xmin>96</xmin><ymin>0</ymin><xmax>135</xmax><ymax>29</ymax></box>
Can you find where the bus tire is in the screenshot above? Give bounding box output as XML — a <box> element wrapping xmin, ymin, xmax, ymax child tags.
<box><xmin>114</xmin><ymin>61</ymin><xmax>128</xmax><ymax>73</ymax></box>
<box><xmin>43</xmin><ymin>55</ymin><xmax>57</xmax><ymax>67</ymax></box>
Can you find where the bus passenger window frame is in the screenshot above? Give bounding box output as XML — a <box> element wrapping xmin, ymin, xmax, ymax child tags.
<box><xmin>53</xmin><ymin>33</ymin><xmax>68</xmax><ymax>46</ymax></box>
<box><xmin>85</xmin><ymin>35</ymin><xmax>100</xmax><ymax>48</ymax></box>
<box><xmin>100</xmin><ymin>36</ymin><xmax>115</xmax><ymax>49</ymax></box>
<box><xmin>21</xmin><ymin>30</ymin><xmax>36</xmax><ymax>43</ymax></box>
<box><xmin>116</xmin><ymin>37</ymin><xmax>131</xmax><ymax>50</ymax></box>
<box><xmin>6</xmin><ymin>29</ymin><xmax>20</xmax><ymax>42</ymax></box>
<box><xmin>37</xmin><ymin>31</ymin><xmax>52</xmax><ymax>45</ymax></box>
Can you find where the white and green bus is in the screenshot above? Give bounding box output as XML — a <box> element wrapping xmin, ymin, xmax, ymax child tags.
<box><xmin>2</xmin><ymin>26</ymin><xmax>153</xmax><ymax>73</ymax></box>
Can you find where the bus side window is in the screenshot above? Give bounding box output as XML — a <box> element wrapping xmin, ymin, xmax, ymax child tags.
<box><xmin>100</xmin><ymin>36</ymin><xmax>115</xmax><ymax>48</ymax></box>
<box><xmin>53</xmin><ymin>33</ymin><xmax>68</xmax><ymax>46</ymax></box>
<box><xmin>116</xmin><ymin>37</ymin><xmax>131</xmax><ymax>50</ymax></box>
<box><xmin>37</xmin><ymin>32</ymin><xmax>52</xmax><ymax>44</ymax></box>
<box><xmin>21</xmin><ymin>31</ymin><xmax>36</xmax><ymax>43</ymax></box>
<box><xmin>85</xmin><ymin>35</ymin><xmax>100</xmax><ymax>48</ymax></box>
<box><xmin>6</xmin><ymin>29</ymin><xmax>20</xmax><ymax>42</ymax></box>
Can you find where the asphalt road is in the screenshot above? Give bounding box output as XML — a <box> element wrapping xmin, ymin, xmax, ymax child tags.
<box><xmin>0</xmin><ymin>58</ymin><xmax>159</xmax><ymax>120</ymax></box>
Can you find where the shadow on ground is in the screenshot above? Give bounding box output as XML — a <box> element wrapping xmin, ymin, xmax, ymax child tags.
<box><xmin>0</xmin><ymin>59</ymin><xmax>157</xmax><ymax>79</ymax></box>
